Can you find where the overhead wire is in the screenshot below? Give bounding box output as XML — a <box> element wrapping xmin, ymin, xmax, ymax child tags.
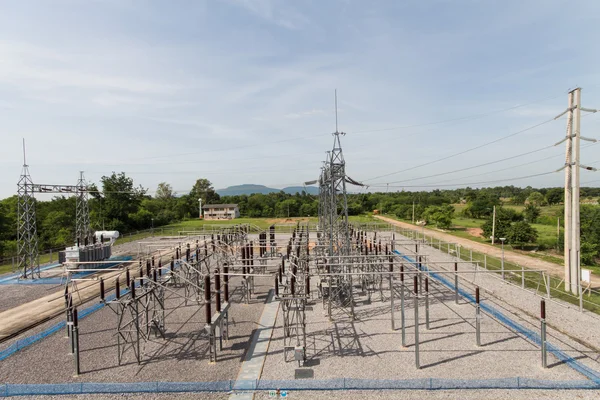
<box><xmin>362</xmin><ymin>117</ymin><xmax>557</xmax><ymax>183</ymax></box>
<box><xmin>368</xmin><ymin>171</ymin><xmax>558</xmax><ymax>189</ymax></box>
<box><xmin>373</xmin><ymin>144</ymin><xmax>555</xmax><ymax>185</ymax></box>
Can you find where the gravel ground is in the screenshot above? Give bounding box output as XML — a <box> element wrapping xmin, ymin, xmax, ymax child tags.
<box><xmin>253</xmin><ymin>389</ymin><xmax>600</xmax><ymax>399</ymax></box>
<box><xmin>0</xmin><ymin>283</ymin><xmax>62</xmax><ymax>313</ymax></box>
<box><xmin>25</xmin><ymin>394</ymin><xmax>229</xmax><ymax>400</ymax></box>
<box><xmin>0</xmin><ymin>271</ymin><xmax>269</xmax><ymax>384</ymax></box>
<box><xmin>394</xmin><ymin>234</ymin><xmax>600</xmax><ymax>363</ymax></box>
<box><xmin>260</xmin><ymin>230</ymin><xmax>600</xmax><ymax>388</ymax></box>
<box><xmin>261</xmin><ymin>277</ymin><xmax>587</xmax><ymax>382</ymax></box>
<box><xmin>4</xmin><ymin>230</ymin><xmax>599</xmax><ymax>399</ymax></box>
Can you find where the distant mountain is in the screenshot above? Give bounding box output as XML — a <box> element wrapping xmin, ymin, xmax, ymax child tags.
<box><xmin>217</xmin><ymin>184</ymin><xmax>319</xmax><ymax>196</ymax></box>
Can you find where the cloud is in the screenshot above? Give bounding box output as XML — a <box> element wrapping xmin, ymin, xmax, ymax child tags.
<box><xmin>0</xmin><ymin>41</ymin><xmax>181</xmax><ymax>100</ymax></box>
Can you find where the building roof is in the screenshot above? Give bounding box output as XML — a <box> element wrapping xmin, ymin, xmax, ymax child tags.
<box><xmin>202</xmin><ymin>204</ymin><xmax>238</xmax><ymax>210</ymax></box>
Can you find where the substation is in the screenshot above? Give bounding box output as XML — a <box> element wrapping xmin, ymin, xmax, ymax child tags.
<box><xmin>0</xmin><ymin>133</ymin><xmax>599</xmax><ymax>399</ymax></box>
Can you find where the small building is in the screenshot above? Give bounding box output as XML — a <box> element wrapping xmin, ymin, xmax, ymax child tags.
<box><xmin>202</xmin><ymin>204</ymin><xmax>240</xmax><ymax>220</ymax></box>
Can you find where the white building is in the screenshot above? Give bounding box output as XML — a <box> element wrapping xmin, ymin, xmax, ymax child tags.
<box><xmin>202</xmin><ymin>204</ymin><xmax>240</xmax><ymax>220</ymax></box>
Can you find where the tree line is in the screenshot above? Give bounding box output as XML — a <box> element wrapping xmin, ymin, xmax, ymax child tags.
<box><xmin>0</xmin><ymin>173</ymin><xmax>598</xmax><ymax>264</ymax></box>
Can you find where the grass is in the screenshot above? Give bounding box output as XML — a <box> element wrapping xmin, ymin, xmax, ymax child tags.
<box><xmin>0</xmin><ymin>251</ymin><xmax>59</xmax><ymax>276</ymax></box>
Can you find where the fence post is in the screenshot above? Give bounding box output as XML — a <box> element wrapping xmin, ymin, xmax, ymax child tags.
<box><xmin>541</xmin><ymin>300</ymin><xmax>547</xmax><ymax>368</ymax></box>
<box><xmin>521</xmin><ymin>265</ymin><xmax>525</xmax><ymax>289</ymax></box>
<box><xmin>454</xmin><ymin>262</ymin><xmax>459</xmax><ymax>305</ymax></box>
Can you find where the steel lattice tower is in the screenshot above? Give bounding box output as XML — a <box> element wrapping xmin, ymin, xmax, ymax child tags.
<box><xmin>76</xmin><ymin>171</ymin><xmax>91</xmax><ymax>245</ymax></box>
<box><xmin>17</xmin><ymin>152</ymin><xmax>39</xmax><ymax>279</ymax></box>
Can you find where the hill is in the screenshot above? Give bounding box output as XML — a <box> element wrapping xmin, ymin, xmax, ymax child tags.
<box><xmin>217</xmin><ymin>184</ymin><xmax>318</xmax><ymax>196</ymax></box>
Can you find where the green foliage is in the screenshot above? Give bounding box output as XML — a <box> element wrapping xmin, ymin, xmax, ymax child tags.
<box><xmin>480</xmin><ymin>207</ymin><xmax>520</xmax><ymax>240</ymax></box>
<box><xmin>527</xmin><ymin>191</ymin><xmax>547</xmax><ymax>206</ymax></box>
<box><xmin>422</xmin><ymin>205</ymin><xmax>454</xmax><ymax>228</ymax></box>
<box><xmin>463</xmin><ymin>195</ymin><xmax>500</xmax><ymax>218</ymax></box>
<box><xmin>507</xmin><ymin>221</ymin><xmax>538</xmax><ymax>248</ymax></box>
<box><xmin>0</xmin><ymin>180</ymin><xmax>598</xmax><ymax>268</ymax></box>
<box><xmin>545</xmin><ymin>188</ymin><xmax>563</xmax><ymax>205</ymax></box>
<box><xmin>523</xmin><ymin>204</ymin><xmax>541</xmax><ymax>223</ymax></box>
<box><xmin>100</xmin><ymin>172</ymin><xmax>147</xmax><ymax>230</ymax></box>
<box><xmin>580</xmin><ymin>205</ymin><xmax>600</xmax><ymax>265</ymax></box>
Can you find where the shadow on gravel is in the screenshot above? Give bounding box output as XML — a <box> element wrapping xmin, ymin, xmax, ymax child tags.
<box><xmin>421</xmin><ymin>350</ymin><xmax>484</xmax><ymax>369</ymax></box>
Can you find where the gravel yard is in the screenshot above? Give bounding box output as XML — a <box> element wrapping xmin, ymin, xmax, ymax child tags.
<box><xmin>1</xmin><ymin>230</ymin><xmax>599</xmax><ymax>399</ymax></box>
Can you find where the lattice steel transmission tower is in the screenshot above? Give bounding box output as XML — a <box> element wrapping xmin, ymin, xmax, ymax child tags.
<box><xmin>317</xmin><ymin>91</ymin><xmax>364</xmax><ymax>319</ymax></box>
<box><xmin>17</xmin><ymin>142</ymin><xmax>40</xmax><ymax>279</ymax></box>
<box><xmin>76</xmin><ymin>171</ymin><xmax>91</xmax><ymax>245</ymax></box>
<box><xmin>16</xmin><ymin>142</ymin><xmax>93</xmax><ymax>278</ymax></box>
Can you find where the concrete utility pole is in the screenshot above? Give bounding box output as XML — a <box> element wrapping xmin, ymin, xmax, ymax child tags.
<box><xmin>563</xmin><ymin>90</ymin><xmax>574</xmax><ymax>293</ymax></box>
<box><xmin>199</xmin><ymin>198</ymin><xmax>202</xmax><ymax>219</ymax></box>
<box><xmin>412</xmin><ymin>201</ymin><xmax>415</xmax><ymax>224</ymax></box>
<box><xmin>572</xmin><ymin>88</ymin><xmax>581</xmax><ymax>297</ymax></box>
<box><xmin>555</xmin><ymin>87</ymin><xmax>597</xmax><ymax>295</ymax></box>
<box><xmin>491</xmin><ymin>206</ymin><xmax>496</xmax><ymax>245</ymax></box>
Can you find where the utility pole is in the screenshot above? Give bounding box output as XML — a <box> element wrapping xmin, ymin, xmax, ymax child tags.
<box><xmin>491</xmin><ymin>206</ymin><xmax>496</xmax><ymax>245</ymax></box>
<box><xmin>554</xmin><ymin>87</ymin><xmax>597</xmax><ymax>295</ymax></box>
<box><xmin>412</xmin><ymin>201</ymin><xmax>415</xmax><ymax>224</ymax></box>
<box><xmin>198</xmin><ymin>198</ymin><xmax>202</xmax><ymax>219</ymax></box>
<box><xmin>571</xmin><ymin>88</ymin><xmax>582</xmax><ymax>298</ymax></box>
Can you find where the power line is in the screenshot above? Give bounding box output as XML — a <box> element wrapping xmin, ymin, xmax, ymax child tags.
<box><xmin>373</xmin><ymin>144</ymin><xmax>555</xmax><ymax>185</ymax></box>
<box><xmin>363</xmin><ymin>117</ymin><xmax>557</xmax><ymax>182</ymax></box>
<box><xmin>368</xmin><ymin>170</ymin><xmax>557</xmax><ymax>189</ymax></box>
<box><xmin>398</xmin><ymin>142</ymin><xmax>600</xmax><ymax>187</ymax></box>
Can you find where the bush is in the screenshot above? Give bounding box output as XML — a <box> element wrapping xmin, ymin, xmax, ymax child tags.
<box><xmin>507</xmin><ymin>221</ymin><xmax>538</xmax><ymax>249</ymax></box>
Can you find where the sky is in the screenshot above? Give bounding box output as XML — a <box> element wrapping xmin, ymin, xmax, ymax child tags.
<box><xmin>1</xmin><ymin>0</ymin><xmax>599</xmax><ymax>199</ymax></box>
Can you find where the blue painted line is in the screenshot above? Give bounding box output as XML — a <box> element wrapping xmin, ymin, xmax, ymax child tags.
<box><xmin>0</xmin><ymin>263</ymin><xmax>62</xmax><ymax>283</ymax></box>
<box><xmin>0</xmin><ymin>257</ymin><xmax>132</xmax><ymax>285</ymax></box>
<box><xmin>393</xmin><ymin>249</ymin><xmax>600</xmax><ymax>382</ymax></box>
<box><xmin>0</xmin><ymin>257</ymin><xmax>182</xmax><ymax>362</ymax></box>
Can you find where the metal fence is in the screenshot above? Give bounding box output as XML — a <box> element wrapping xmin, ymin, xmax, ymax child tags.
<box><xmin>0</xmin><ymin>378</ymin><xmax>599</xmax><ymax>396</ymax></box>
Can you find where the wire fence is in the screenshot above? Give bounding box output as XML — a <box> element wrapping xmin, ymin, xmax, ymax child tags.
<box><xmin>393</xmin><ymin>248</ymin><xmax>600</xmax><ymax>382</ymax></box>
<box><xmin>394</xmin><ymin>226</ymin><xmax>600</xmax><ymax>316</ymax></box>
<box><xmin>0</xmin><ymin>377</ymin><xmax>599</xmax><ymax>396</ymax></box>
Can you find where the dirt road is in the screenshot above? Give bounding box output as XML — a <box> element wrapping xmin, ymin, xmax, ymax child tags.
<box><xmin>375</xmin><ymin>215</ymin><xmax>599</xmax><ymax>287</ymax></box>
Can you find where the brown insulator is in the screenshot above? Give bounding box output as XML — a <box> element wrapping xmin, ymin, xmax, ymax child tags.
<box><xmin>215</xmin><ymin>269</ymin><xmax>221</xmax><ymax>313</ymax></box>
<box><xmin>204</xmin><ymin>275</ymin><xmax>211</xmax><ymax>324</ymax></box>
<box><xmin>99</xmin><ymin>278</ymin><xmax>105</xmax><ymax>301</ymax></box>
<box><xmin>290</xmin><ymin>276</ymin><xmax>295</xmax><ymax>295</ymax></box>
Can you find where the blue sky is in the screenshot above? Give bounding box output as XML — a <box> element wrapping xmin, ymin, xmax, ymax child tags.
<box><xmin>0</xmin><ymin>0</ymin><xmax>599</xmax><ymax>199</ymax></box>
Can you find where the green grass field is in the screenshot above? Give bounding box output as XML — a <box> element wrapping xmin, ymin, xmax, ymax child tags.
<box><xmin>115</xmin><ymin>215</ymin><xmax>381</xmax><ymax>246</ymax></box>
<box><xmin>427</xmin><ymin>238</ymin><xmax>600</xmax><ymax>314</ymax></box>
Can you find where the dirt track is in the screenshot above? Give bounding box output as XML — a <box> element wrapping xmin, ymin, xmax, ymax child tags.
<box><xmin>375</xmin><ymin>215</ymin><xmax>599</xmax><ymax>287</ymax></box>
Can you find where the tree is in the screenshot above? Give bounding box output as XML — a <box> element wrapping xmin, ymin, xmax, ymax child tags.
<box><xmin>464</xmin><ymin>195</ymin><xmax>499</xmax><ymax>218</ymax></box>
<box><xmin>545</xmin><ymin>188</ymin><xmax>563</xmax><ymax>205</ymax></box>
<box><xmin>422</xmin><ymin>205</ymin><xmax>454</xmax><ymax>229</ymax></box>
<box><xmin>155</xmin><ymin>182</ymin><xmax>174</xmax><ymax>200</ymax></box>
<box><xmin>507</xmin><ymin>221</ymin><xmax>538</xmax><ymax>249</ymax></box>
<box><xmin>100</xmin><ymin>172</ymin><xmax>147</xmax><ymax>231</ymax></box>
<box><xmin>523</xmin><ymin>204</ymin><xmax>541</xmax><ymax>223</ymax></box>
<box><xmin>481</xmin><ymin>208</ymin><xmax>513</xmax><ymax>240</ymax></box>
<box><xmin>189</xmin><ymin>179</ymin><xmax>220</xmax><ymax>204</ymax></box>
<box><xmin>527</xmin><ymin>191</ymin><xmax>546</xmax><ymax>206</ymax></box>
